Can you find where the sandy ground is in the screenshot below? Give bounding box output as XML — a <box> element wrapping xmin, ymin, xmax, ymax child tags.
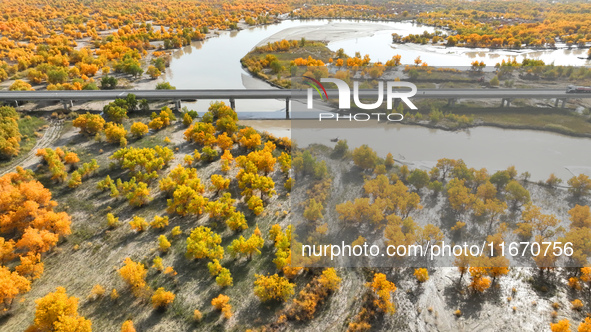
<box><xmin>239</xmin><ymin>119</ymin><xmax>291</xmax><ymax>138</ymax></box>
<box><xmin>256</xmin><ymin>22</ymin><xmax>396</xmax><ymax>45</ymax></box>
<box><xmin>0</xmin><ymin>102</ymin><xmax>589</xmax><ymax>331</ymax></box>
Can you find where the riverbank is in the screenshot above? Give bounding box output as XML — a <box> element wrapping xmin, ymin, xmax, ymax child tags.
<box><xmin>256</xmin><ymin>21</ymin><xmax>401</xmax><ymax>45</ymax></box>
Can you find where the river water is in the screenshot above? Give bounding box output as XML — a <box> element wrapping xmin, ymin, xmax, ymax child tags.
<box><xmin>161</xmin><ymin>19</ymin><xmax>591</xmax><ymax>181</ymax></box>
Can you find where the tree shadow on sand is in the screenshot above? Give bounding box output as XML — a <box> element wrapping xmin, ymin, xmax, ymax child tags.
<box><xmin>442</xmin><ymin>278</ymin><xmax>504</xmax><ymax>319</ymax></box>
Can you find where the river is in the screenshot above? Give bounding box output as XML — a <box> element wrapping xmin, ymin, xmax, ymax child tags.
<box><xmin>161</xmin><ymin>18</ymin><xmax>591</xmax><ymax>182</ymax></box>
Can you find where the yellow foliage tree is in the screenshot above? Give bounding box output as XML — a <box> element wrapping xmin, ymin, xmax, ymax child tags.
<box><xmin>151</xmin><ymin>287</ymin><xmax>175</xmax><ymax>310</ymax></box>
<box><xmin>129</xmin><ymin>216</ymin><xmax>148</xmax><ymax>232</ymax></box>
<box><xmin>31</xmin><ymin>287</ymin><xmax>92</xmax><ymax>332</ymax></box>
<box><xmin>253</xmin><ymin>274</ymin><xmax>295</xmax><ymax>302</ymax></box>
<box><xmin>118</xmin><ymin>257</ymin><xmax>147</xmax><ymax>297</ymax></box>
<box><xmin>121</xmin><ymin>320</ymin><xmax>136</xmax><ymax>332</ymax></box>
<box><xmin>130</xmin><ymin>122</ymin><xmax>149</xmax><ymax>138</ymax></box>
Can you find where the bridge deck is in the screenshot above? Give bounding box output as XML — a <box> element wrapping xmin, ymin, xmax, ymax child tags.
<box><xmin>0</xmin><ymin>89</ymin><xmax>589</xmax><ymax>101</ymax></box>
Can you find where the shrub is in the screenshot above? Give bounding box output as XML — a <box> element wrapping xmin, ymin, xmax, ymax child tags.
<box><xmin>253</xmin><ymin>274</ymin><xmax>295</xmax><ymax>302</ymax></box>
<box><xmin>130</xmin><ymin>122</ymin><xmax>149</xmax><ymax>138</ymax></box>
<box><xmin>193</xmin><ymin>309</ymin><xmax>203</xmax><ymax>322</ymax></box>
<box><xmin>151</xmin><ymin>288</ymin><xmax>175</xmax><ymax>310</ymax></box>
<box><xmin>105</xmin><ymin>123</ymin><xmax>128</xmax><ymax>146</ymax></box>
<box><xmin>121</xmin><ymin>320</ymin><xmax>136</xmax><ymax>332</ymax></box>
<box><xmin>156</xmin><ymin>82</ymin><xmax>176</xmax><ymax>90</ymax></box>
<box><xmin>73</xmin><ymin>113</ymin><xmax>105</xmax><ymax>135</ymax></box>
<box><xmin>413</xmin><ymin>268</ymin><xmax>429</xmax><ymax>283</ymax></box>
<box><xmin>130</xmin><ymin>216</ymin><xmax>148</xmax><ymax>232</ymax></box>
<box><xmin>211</xmin><ymin>294</ymin><xmax>232</xmax><ymax>319</ymax></box>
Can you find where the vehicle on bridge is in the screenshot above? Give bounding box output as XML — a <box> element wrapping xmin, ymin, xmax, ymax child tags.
<box><xmin>566</xmin><ymin>85</ymin><xmax>591</xmax><ymax>93</ymax></box>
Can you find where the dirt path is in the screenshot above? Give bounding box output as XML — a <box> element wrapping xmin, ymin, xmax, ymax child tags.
<box><xmin>0</xmin><ymin>120</ymin><xmax>64</xmax><ymax>176</ymax></box>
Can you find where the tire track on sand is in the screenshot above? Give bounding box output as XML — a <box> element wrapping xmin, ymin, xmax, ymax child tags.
<box><xmin>0</xmin><ymin>120</ymin><xmax>64</xmax><ymax>176</ymax></box>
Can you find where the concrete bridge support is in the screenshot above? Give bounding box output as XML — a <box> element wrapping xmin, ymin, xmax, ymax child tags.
<box><xmin>285</xmin><ymin>97</ymin><xmax>290</xmax><ymax>119</ymax></box>
<box><xmin>447</xmin><ymin>98</ymin><xmax>456</xmax><ymax>107</ymax></box>
<box><xmin>501</xmin><ymin>98</ymin><xmax>511</xmax><ymax>107</ymax></box>
<box><xmin>230</xmin><ymin>98</ymin><xmax>236</xmax><ymax>110</ymax></box>
<box><xmin>174</xmin><ymin>100</ymin><xmax>182</xmax><ymax>112</ymax></box>
<box><xmin>554</xmin><ymin>98</ymin><xmax>567</xmax><ymax>108</ymax></box>
<box><xmin>61</xmin><ymin>100</ymin><xmax>73</xmax><ymax>110</ymax></box>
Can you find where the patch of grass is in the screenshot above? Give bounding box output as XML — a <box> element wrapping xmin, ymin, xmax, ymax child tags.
<box><xmin>471</xmin><ymin>109</ymin><xmax>591</xmax><ymax>135</ymax></box>
<box><xmin>18</xmin><ymin>115</ymin><xmax>46</xmax><ymax>153</ymax></box>
<box><xmin>69</xmin><ymin>224</ymin><xmax>94</xmax><ymax>245</ymax></box>
<box><xmin>414</xmin><ymin>70</ymin><xmax>472</xmax><ymax>82</ymax></box>
<box><xmin>62</xmin><ymin>119</ymin><xmax>74</xmax><ymax>133</ymax></box>
<box><xmin>134</xmin><ymin>135</ymin><xmax>162</xmax><ymax>149</ymax></box>
<box><xmin>262</xmin><ymin>42</ymin><xmax>332</xmax><ymax>64</ymax></box>
<box><xmin>440</xmin><ymin>81</ymin><xmax>480</xmax><ymax>89</ymax></box>
<box><xmin>415</xmin><ymin>82</ymin><xmax>436</xmax><ymax>89</ymax></box>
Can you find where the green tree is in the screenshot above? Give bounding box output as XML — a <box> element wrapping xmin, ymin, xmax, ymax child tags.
<box><xmin>103</xmin><ymin>104</ymin><xmax>128</xmax><ymax>123</ymax></box>
<box><xmin>100</xmin><ymin>76</ymin><xmax>118</xmax><ymax>89</ymax></box>
<box><xmin>490</xmin><ymin>170</ymin><xmax>511</xmax><ymax>191</ymax></box>
<box><xmin>334</xmin><ymin>139</ymin><xmax>348</xmax><ymax>156</ymax></box>
<box><xmin>505</xmin><ymin>180</ymin><xmax>530</xmax><ymax>209</ymax></box>
<box><xmin>156</xmin><ymin>82</ymin><xmax>176</xmax><ymax>90</ymax></box>
<box><xmin>490</xmin><ymin>75</ymin><xmax>500</xmax><ymax>86</ymax></box>
<box><xmin>47</xmin><ymin>68</ymin><xmax>68</xmax><ymax>84</ymax></box>
<box><xmin>407</xmin><ymin>169</ymin><xmax>430</xmax><ymax>190</ymax></box>
<box><xmin>303</xmin><ymin>199</ymin><xmax>323</xmax><ymax>222</ymax></box>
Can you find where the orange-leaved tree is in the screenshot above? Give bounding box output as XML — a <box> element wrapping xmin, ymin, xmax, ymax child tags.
<box><xmin>0</xmin><ymin>265</ymin><xmax>31</xmax><ymax>309</ymax></box>
<box><xmin>366</xmin><ymin>273</ymin><xmax>397</xmax><ymax>314</ymax></box>
<box><xmin>118</xmin><ymin>257</ymin><xmax>148</xmax><ymax>297</ymax></box>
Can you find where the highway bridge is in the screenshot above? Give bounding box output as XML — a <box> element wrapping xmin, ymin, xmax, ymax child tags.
<box><xmin>1</xmin><ymin>88</ymin><xmax>589</xmax><ymax>118</ymax></box>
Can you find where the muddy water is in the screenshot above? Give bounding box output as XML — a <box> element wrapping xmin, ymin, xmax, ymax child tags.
<box><xmin>240</xmin><ymin>119</ymin><xmax>591</xmax><ymax>182</ymax></box>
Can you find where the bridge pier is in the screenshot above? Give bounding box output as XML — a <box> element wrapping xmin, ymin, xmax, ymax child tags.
<box><xmin>561</xmin><ymin>99</ymin><xmax>566</xmax><ymax>108</ymax></box>
<box><xmin>230</xmin><ymin>98</ymin><xmax>236</xmax><ymax>110</ymax></box>
<box><xmin>501</xmin><ymin>98</ymin><xmax>511</xmax><ymax>107</ymax></box>
<box><xmin>285</xmin><ymin>97</ymin><xmax>290</xmax><ymax>119</ymax></box>
<box><xmin>447</xmin><ymin>98</ymin><xmax>456</xmax><ymax>107</ymax></box>
<box><xmin>61</xmin><ymin>100</ymin><xmax>72</xmax><ymax>110</ymax></box>
<box><xmin>174</xmin><ymin>100</ymin><xmax>181</xmax><ymax>112</ymax></box>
